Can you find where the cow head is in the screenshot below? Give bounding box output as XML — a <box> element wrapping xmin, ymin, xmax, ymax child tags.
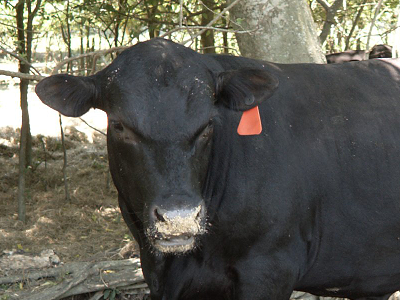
<box><xmin>35</xmin><ymin>38</ymin><xmax>278</xmax><ymax>254</ymax></box>
<box><xmin>369</xmin><ymin>44</ymin><xmax>393</xmax><ymax>59</ymax></box>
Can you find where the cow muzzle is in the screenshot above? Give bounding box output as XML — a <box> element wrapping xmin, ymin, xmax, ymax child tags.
<box><xmin>147</xmin><ymin>203</ymin><xmax>206</xmax><ymax>253</ymax></box>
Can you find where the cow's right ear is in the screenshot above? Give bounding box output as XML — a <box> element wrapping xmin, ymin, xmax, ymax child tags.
<box><xmin>35</xmin><ymin>74</ymin><xmax>99</xmax><ymax>117</ymax></box>
<box><xmin>215</xmin><ymin>68</ymin><xmax>279</xmax><ymax>111</ymax></box>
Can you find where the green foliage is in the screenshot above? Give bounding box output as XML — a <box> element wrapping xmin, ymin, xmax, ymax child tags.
<box><xmin>0</xmin><ymin>0</ymin><xmax>398</xmax><ymax>66</ymax></box>
<box><xmin>0</xmin><ymin>0</ymin><xmax>237</xmax><ymax>64</ymax></box>
<box><xmin>309</xmin><ymin>0</ymin><xmax>400</xmax><ymax>53</ymax></box>
<box><xmin>103</xmin><ymin>288</ymin><xmax>119</xmax><ymax>300</ymax></box>
<box><xmin>0</xmin><ymin>294</ymin><xmax>10</xmax><ymax>300</ymax></box>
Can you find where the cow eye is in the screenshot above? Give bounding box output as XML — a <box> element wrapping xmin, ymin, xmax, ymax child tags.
<box><xmin>111</xmin><ymin>120</ymin><xmax>124</xmax><ymax>132</ymax></box>
<box><xmin>190</xmin><ymin>123</ymin><xmax>213</xmax><ymax>157</ymax></box>
<box><xmin>194</xmin><ymin>123</ymin><xmax>213</xmax><ymax>144</ymax></box>
<box><xmin>110</xmin><ymin>120</ymin><xmax>142</xmax><ymax>145</ymax></box>
<box><xmin>200</xmin><ymin>123</ymin><xmax>213</xmax><ymax>140</ymax></box>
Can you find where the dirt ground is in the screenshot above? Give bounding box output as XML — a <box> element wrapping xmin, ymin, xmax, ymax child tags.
<box><xmin>0</xmin><ymin>125</ymin><xmax>143</xmax><ymax>299</ymax></box>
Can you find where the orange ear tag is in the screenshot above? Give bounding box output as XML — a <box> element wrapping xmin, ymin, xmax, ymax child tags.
<box><xmin>237</xmin><ymin>106</ymin><xmax>262</xmax><ymax>136</ymax></box>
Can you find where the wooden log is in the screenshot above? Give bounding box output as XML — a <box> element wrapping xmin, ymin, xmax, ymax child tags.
<box><xmin>1</xmin><ymin>258</ymin><xmax>148</xmax><ymax>300</ymax></box>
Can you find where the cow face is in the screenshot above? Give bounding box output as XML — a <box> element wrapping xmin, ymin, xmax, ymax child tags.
<box><xmin>35</xmin><ymin>38</ymin><xmax>278</xmax><ymax>254</ymax></box>
<box><xmin>105</xmin><ymin>80</ymin><xmax>213</xmax><ymax>253</ymax></box>
<box><xmin>103</xmin><ymin>45</ymin><xmax>216</xmax><ymax>253</ymax></box>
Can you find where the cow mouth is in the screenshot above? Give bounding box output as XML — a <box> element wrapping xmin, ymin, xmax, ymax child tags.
<box><xmin>153</xmin><ymin>233</ymin><xmax>196</xmax><ymax>253</ymax></box>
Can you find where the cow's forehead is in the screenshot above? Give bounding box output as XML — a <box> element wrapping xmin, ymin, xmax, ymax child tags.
<box><xmin>109</xmin><ymin>84</ymin><xmax>215</xmax><ymax>141</ymax></box>
<box><xmin>100</xmin><ymin>39</ymin><xmax>216</xmax><ymax>140</ymax></box>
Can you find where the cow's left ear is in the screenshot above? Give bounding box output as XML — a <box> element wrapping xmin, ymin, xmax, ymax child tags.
<box><xmin>35</xmin><ymin>74</ymin><xmax>100</xmax><ymax>117</ymax></box>
<box><xmin>215</xmin><ymin>68</ymin><xmax>279</xmax><ymax>111</ymax></box>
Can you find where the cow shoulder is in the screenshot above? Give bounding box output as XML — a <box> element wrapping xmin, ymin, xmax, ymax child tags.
<box><xmin>35</xmin><ymin>74</ymin><xmax>99</xmax><ymax>117</ymax></box>
<box><xmin>215</xmin><ymin>68</ymin><xmax>279</xmax><ymax>111</ymax></box>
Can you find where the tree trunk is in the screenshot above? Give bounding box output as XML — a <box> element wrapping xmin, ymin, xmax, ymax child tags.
<box><xmin>16</xmin><ymin>0</ymin><xmax>42</xmax><ymax>223</ymax></box>
<box><xmin>114</xmin><ymin>0</ymin><xmax>127</xmax><ymax>47</ymax></box>
<box><xmin>86</xmin><ymin>25</ymin><xmax>92</xmax><ymax>75</ymax></box>
<box><xmin>230</xmin><ymin>0</ymin><xmax>326</xmax><ymax>63</ymax></box>
<box><xmin>17</xmin><ymin>78</ymin><xmax>29</xmax><ymax>223</ymax></box>
<box><xmin>146</xmin><ymin>1</ymin><xmax>160</xmax><ymax>39</ymax></box>
<box><xmin>344</xmin><ymin>0</ymin><xmax>367</xmax><ymax>51</ymax></box>
<box><xmin>16</xmin><ymin>0</ymin><xmax>28</xmax><ymax>223</ymax></box>
<box><xmin>394</xmin><ymin>5</ymin><xmax>400</xmax><ymax>58</ymax></box>
<box><xmin>16</xmin><ymin>0</ymin><xmax>32</xmax><ymax>168</ymax></box>
<box><xmin>318</xmin><ymin>0</ymin><xmax>344</xmax><ymax>45</ymax></box>
<box><xmin>201</xmin><ymin>0</ymin><xmax>216</xmax><ymax>53</ymax></box>
<box><xmin>222</xmin><ymin>17</ymin><xmax>229</xmax><ymax>54</ymax></box>
<box><xmin>60</xmin><ymin>0</ymin><xmax>72</xmax><ymax>72</ymax></box>
<box><xmin>366</xmin><ymin>0</ymin><xmax>384</xmax><ymax>54</ymax></box>
<box><xmin>59</xmin><ymin>114</ymin><xmax>70</xmax><ymax>202</ymax></box>
<box><xmin>80</xmin><ymin>27</ymin><xmax>85</xmax><ymax>75</ymax></box>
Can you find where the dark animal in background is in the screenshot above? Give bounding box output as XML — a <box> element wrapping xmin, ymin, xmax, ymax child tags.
<box><xmin>326</xmin><ymin>44</ymin><xmax>392</xmax><ymax>63</ymax></box>
<box><xmin>368</xmin><ymin>44</ymin><xmax>393</xmax><ymax>59</ymax></box>
<box><xmin>325</xmin><ymin>49</ymin><xmax>366</xmax><ymax>63</ymax></box>
<box><xmin>36</xmin><ymin>38</ymin><xmax>400</xmax><ymax>300</ymax></box>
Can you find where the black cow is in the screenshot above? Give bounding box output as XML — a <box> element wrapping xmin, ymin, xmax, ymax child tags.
<box><xmin>369</xmin><ymin>44</ymin><xmax>393</xmax><ymax>59</ymax></box>
<box><xmin>326</xmin><ymin>49</ymin><xmax>366</xmax><ymax>63</ymax></box>
<box><xmin>326</xmin><ymin>45</ymin><xmax>392</xmax><ymax>64</ymax></box>
<box><xmin>35</xmin><ymin>38</ymin><xmax>400</xmax><ymax>300</ymax></box>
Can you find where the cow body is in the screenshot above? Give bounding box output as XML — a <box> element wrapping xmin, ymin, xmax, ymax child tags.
<box><xmin>326</xmin><ymin>49</ymin><xmax>366</xmax><ymax>63</ymax></box>
<box><xmin>36</xmin><ymin>39</ymin><xmax>400</xmax><ymax>300</ymax></box>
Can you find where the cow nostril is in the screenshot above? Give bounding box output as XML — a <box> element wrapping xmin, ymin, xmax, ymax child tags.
<box><xmin>196</xmin><ymin>205</ymin><xmax>205</xmax><ymax>220</ymax></box>
<box><xmin>151</xmin><ymin>202</ymin><xmax>205</xmax><ymax>223</ymax></box>
<box><xmin>154</xmin><ymin>208</ymin><xmax>166</xmax><ymax>222</ymax></box>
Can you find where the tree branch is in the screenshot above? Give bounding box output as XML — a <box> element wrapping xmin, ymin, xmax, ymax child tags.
<box><xmin>366</xmin><ymin>0</ymin><xmax>384</xmax><ymax>52</ymax></box>
<box><xmin>345</xmin><ymin>0</ymin><xmax>368</xmax><ymax>50</ymax></box>
<box><xmin>181</xmin><ymin>0</ymin><xmax>243</xmax><ymax>45</ymax></box>
<box><xmin>318</xmin><ymin>0</ymin><xmax>344</xmax><ymax>44</ymax></box>
<box><xmin>0</xmin><ymin>69</ymin><xmax>44</xmax><ymax>81</ymax></box>
<box><xmin>0</xmin><ymin>44</ymin><xmax>42</xmax><ymax>75</ymax></box>
<box><xmin>79</xmin><ymin>118</ymin><xmax>107</xmax><ymax>136</ymax></box>
<box><xmin>51</xmin><ymin>46</ymin><xmax>128</xmax><ymax>75</ymax></box>
<box><xmin>315</xmin><ymin>0</ymin><xmax>329</xmax><ymax>11</ymax></box>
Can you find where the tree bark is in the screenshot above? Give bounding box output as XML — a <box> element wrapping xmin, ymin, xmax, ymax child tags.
<box><xmin>60</xmin><ymin>0</ymin><xmax>72</xmax><ymax>72</ymax></box>
<box><xmin>114</xmin><ymin>0</ymin><xmax>128</xmax><ymax>47</ymax></box>
<box><xmin>15</xmin><ymin>0</ymin><xmax>42</xmax><ymax>223</ymax></box>
<box><xmin>59</xmin><ymin>114</ymin><xmax>71</xmax><ymax>202</ymax></box>
<box><xmin>394</xmin><ymin>5</ymin><xmax>400</xmax><ymax>58</ymax></box>
<box><xmin>344</xmin><ymin>0</ymin><xmax>367</xmax><ymax>51</ymax></box>
<box><xmin>145</xmin><ymin>0</ymin><xmax>160</xmax><ymax>39</ymax></box>
<box><xmin>16</xmin><ymin>0</ymin><xmax>32</xmax><ymax>169</ymax></box>
<box><xmin>317</xmin><ymin>0</ymin><xmax>344</xmax><ymax>45</ymax></box>
<box><xmin>222</xmin><ymin>17</ymin><xmax>229</xmax><ymax>54</ymax></box>
<box><xmin>0</xmin><ymin>70</ymin><xmax>43</xmax><ymax>81</ymax></box>
<box><xmin>200</xmin><ymin>0</ymin><xmax>216</xmax><ymax>53</ymax></box>
<box><xmin>16</xmin><ymin>0</ymin><xmax>28</xmax><ymax>223</ymax></box>
<box><xmin>230</xmin><ymin>0</ymin><xmax>326</xmax><ymax>63</ymax></box>
<box><xmin>366</xmin><ymin>0</ymin><xmax>384</xmax><ymax>54</ymax></box>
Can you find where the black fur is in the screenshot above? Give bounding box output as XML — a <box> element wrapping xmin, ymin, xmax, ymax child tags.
<box><xmin>36</xmin><ymin>38</ymin><xmax>400</xmax><ymax>300</ymax></box>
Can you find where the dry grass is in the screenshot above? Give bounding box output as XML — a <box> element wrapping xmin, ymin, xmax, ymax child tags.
<box><xmin>0</xmin><ymin>126</ymin><xmax>135</xmax><ymax>271</ymax></box>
